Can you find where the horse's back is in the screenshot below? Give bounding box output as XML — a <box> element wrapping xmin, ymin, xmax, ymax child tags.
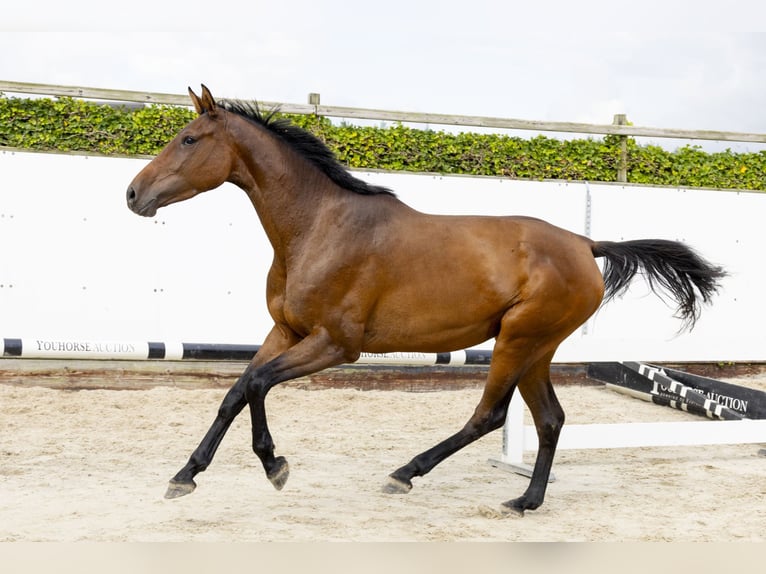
<box><xmin>387</xmin><ymin>209</ymin><xmax>597</xmax><ymax>278</ymax></box>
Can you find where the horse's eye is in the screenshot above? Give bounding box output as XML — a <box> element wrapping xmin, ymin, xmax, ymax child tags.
<box><xmin>182</xmin><ymin>136</ymin><xmax>197</xmax><ymax>146</ymax></box>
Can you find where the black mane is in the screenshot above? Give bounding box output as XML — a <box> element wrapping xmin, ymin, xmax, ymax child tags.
<box><xmin>217</xmin><ymin>99</ymin><xmax>395</xmax><ymax>197</ymax></box>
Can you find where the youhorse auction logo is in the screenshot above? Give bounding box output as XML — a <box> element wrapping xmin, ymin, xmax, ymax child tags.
<box><xmin>34</xmin><ymin>340</ymin><xmax>137</xmax><ymax>354</ymax></box>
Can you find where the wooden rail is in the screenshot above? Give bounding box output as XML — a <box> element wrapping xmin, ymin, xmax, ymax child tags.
<box><xmin>3</xmin><ymin>80</ymin><xmax>766</xmax><ymax>144</ymax></box>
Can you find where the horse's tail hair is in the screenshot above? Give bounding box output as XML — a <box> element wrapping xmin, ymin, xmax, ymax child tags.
<box><xmin>591</xmin><ymin>239</ymin><xmax>726</xmax><ymax>331</ymax></box>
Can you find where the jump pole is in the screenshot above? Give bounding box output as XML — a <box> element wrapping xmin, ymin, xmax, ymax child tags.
<box><xmin>619</xmin><ymin>362</ymin><xmax>745</xmax><ymax>420</ymax></box>
<box><xmin>1</xmin><ymin>337</ymin><xmax>492</xmax><ymax>366</ymax></box>
<box><xmin>588</xmin><ymin>361</ymin><xmax>766</xmax><ymax>419</ymax></box>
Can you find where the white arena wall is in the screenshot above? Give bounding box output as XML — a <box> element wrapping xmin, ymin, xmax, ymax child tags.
<box><xmin>1</xmin><ymin>148</ymin><xmax>764</xmax><ymax>363</ymax></box>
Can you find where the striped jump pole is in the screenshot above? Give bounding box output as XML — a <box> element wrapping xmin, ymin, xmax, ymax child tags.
<box><xmin>588</xmin><ymin>361</ymin><xmax>766</xmax><ymax>420</ymax></box>
<box><xmin>1</xmin><ymin>337</ymin><xmax>493</xmax><ymax>366</ymax></box>
<box><xmin>622</xmin><ymin>362</ymin><xmax>745</xmax><ymax>421</ymax></box>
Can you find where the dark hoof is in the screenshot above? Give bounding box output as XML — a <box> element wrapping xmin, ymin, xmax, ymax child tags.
<box><xmin>500</xmin><ymin>500</ymin><xmax>526</xmax><ymax>517</ymax></box>
<box><xmin>267</xmin><ymin>456</ymin><xmax>289</xmax><ymax>490</ymax></box>
<box><xmin>477</xmin><ymin>502</ymin><xmax>524</xmax><ymax>519</ymax></box>
<box><xmin>382</xmin><ymin>475</ymin><xmax>412</xmax><ymax>494</ymax></box>
<box><xmin>165</xmin><ymin>479</ymin><xmax>196</xmax><ymax>499</ymax></box>
<box><xmin>500</xmin><ymin>495</ymin><xmax>540</xmax><ymax>517</ymax></box>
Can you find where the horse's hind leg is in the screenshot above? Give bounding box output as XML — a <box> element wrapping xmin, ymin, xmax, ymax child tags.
<box><xmin>383</xmin><ymin>336</ymin><xmax>534</xmax><ymax>495</ymax></box>
<box><xmin>383</xmin><ymin>386</ymin><xmax>514</xmax><ymax>495</ymax></box>
<box><xmin>384</xmin><ymin>345</ymin><xmax>564</xmax><ymax>517</ymax></box>
<box><xmin>498</xmin><ymin>362</ymin><xmax>564</xmax><ymax>516</ymax></box>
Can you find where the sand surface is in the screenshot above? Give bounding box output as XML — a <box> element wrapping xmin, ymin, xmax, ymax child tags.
<box><xmin>1</xmin><ymin>374</ymin><xmax>764</xmax><ymax>541</ymax></box>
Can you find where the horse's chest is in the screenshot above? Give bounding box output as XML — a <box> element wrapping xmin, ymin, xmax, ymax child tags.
<box><xmin>270</xmin><ymin>251</ymin><xmax>375</xmax><ymax>332</ymax></box>
<box><xmin>278</xmin><ymin>280</ymin><xmax>335</xmax><ymax>331</ymax></box>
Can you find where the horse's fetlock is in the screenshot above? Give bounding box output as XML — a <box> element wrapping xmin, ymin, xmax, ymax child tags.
<box><xmin>252</xmin><ymin>437</ymin><xmax>274</xmax><ymax>459</ymax></box>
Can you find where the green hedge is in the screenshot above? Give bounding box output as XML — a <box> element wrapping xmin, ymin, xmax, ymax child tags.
<box><xmin>0</xmin><ymin>96</ymin><xmax>195</xmax><ymax>155</ymax></box>
<box><xmin>1</xmin><ymin>94</ymin><xmax>764</xmax><ymax>191</ymax></box>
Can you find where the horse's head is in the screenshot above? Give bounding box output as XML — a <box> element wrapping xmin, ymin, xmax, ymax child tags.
<box><xmin>127</xmin><ymin>85</ymin><xmax>233</xmax><ymax>217</ymax></box>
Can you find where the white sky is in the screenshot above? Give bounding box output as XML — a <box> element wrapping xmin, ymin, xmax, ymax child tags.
<box><xmin>2</xmin><ymin>0</ymin><xmax>766</xmax><ymax>148</ymax></box>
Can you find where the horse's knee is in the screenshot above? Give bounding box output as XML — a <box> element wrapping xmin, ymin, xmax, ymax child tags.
<box><xmin>217</xmin><ymin>394</ymin><xmax>246</xmax><ymax>420</ymax></box>
<box><xmin>245</xmin><ymin>376</ymin><xmax>270</xmax><ymax>403</ymax></box>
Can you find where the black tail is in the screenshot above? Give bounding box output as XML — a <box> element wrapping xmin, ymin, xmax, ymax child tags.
<box><xmin>592</xmin><ymin>239</ymin><xmax>726</xmax><ymax>330</ymax></box>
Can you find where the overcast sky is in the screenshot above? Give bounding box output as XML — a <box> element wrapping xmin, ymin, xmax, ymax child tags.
<box><xmin>3</xmin><ymin>0</ymin><xmax>766</xmax><ymax>150</ymax></box>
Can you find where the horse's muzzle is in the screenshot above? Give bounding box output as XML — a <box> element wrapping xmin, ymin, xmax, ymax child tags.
<box><xmin>126</xmin><ymin>186</ymin><xmax>157</xmax><ymax>217</ymax></box>
<box><xmin>126</xmin><ymin>186</ymin><xmax>137</xmax><ymax>210</ymax></box>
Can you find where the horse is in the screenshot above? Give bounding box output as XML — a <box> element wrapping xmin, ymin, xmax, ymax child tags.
<box><xmin>126</xmin><ymin>85</ymin><xmax>725</xmax><ymax>516</ymax></box>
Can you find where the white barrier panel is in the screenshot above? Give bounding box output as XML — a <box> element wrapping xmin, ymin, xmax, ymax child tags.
<box><xmin>491</xmin><ymin>391</ymin><xmax>766</xmax><ymax>479</ymax></box>
<box><xmin>2</xmin><ymin>150</ymin><xmax>766</xmax><ymax>362</ymax></box>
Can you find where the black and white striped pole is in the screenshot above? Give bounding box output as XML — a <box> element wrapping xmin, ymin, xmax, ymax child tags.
<box><xmin>2</xmin><ymin>337</ymin><xmax>493</xmax><ymax>366</ymax></box>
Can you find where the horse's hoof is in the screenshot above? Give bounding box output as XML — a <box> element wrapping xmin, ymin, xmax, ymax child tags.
<box><xmin>382</xmin><ymin>475</ymin><xmax>412</xmax><ymax>494</ymax></box>
<box><xmin>267</xmin><ymin>456</ymin><xmax>289</xmax><ymax>491</ymax></box>
<box><xmin>500</xmin><ymin>501</ymin><xmax>525</xmax><ymax>517</ymax></box>
<box><xmin>477</xmin><ymin>503</ymin><xmax>524</xmax><ymax>519</ymax></box>
<box><xmin>165</xmin><ymin>479</ymin><xmax>196</xmax><ymax>499</ymax></box>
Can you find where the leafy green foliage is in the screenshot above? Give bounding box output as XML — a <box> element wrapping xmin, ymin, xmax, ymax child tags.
<box><xmin>1</xmin><ymin>94</ymin><xmax>764</xmax><ymax>190</ymax></box>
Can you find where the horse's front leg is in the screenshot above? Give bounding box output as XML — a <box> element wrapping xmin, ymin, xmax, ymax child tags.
<box><xmin>165</xmin><ymin>375</ymin><xmax>249</xmax><ymax>499</ymax></box>
<box><xmin>244</xmin><ymin>328</ymin><xmax>352</xmax><ymax>491</ymax></box>
<box><xmin>165</xmin><ymin>325</ymin><xmax>297</xmax><ymax>499</ymax></box>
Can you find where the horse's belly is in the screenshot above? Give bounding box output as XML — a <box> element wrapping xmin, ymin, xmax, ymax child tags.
<box><xmin>361</xmin><ymin>302</ymin><xmax>502</xmax><ymax>353</ymax></box>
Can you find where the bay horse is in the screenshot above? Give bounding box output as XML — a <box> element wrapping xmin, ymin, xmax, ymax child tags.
<box><xmin>126</xmin><ymin>85</ymin><xmax>725</xmax><ymax>516</ymax></box>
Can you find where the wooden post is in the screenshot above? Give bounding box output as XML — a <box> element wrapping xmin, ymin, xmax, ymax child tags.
<box><xmin>613</xmin><ymin>113</ymin><xmax>628</xmax><ymax>183</ymax></box>
<box><xmin>308</xmin><ymin>92</ymin><xmax>320</xmax><ymax>110</ymax></box>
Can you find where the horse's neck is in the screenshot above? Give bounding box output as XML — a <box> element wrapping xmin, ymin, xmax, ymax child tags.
<box><xmin>231</xmin><ymin>123</ymin><xmax>340</xmax><ymax>255</ymax></box>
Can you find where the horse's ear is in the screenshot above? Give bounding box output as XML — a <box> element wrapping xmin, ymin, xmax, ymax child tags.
<box><xmin>188</xmin><ymin>84</ymin><xmax>218</xmax><ymax>117</ymax></box>
<box><xmin>188</xmin><ymin>87</ymin><xmax>204</xmax><ymax>115</ymax></box>
<box><xmin>200</xmin><ymin>84</ymin><xmax>218</xmax><ymax>118</ymax></box>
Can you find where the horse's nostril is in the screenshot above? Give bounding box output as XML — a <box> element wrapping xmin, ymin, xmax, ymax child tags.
<box><xmin>126</xmin><ymin>186</ymin><xmax>136</xmax><ymax>206</ymax></box>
